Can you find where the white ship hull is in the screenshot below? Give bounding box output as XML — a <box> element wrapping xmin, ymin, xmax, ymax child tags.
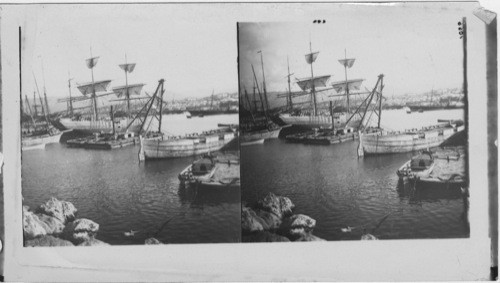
<box><xmin>360</xmin><ymin>125</ymin><xmax>465</xmax><ymax>155</ymax></box>
<box><xmin>140</xmin><ymin>132</ymin><xmax>236</xmax><ymax>159</ymax></box>
<box><xmin>22</xmin><ymin>131</ymin><xmax>64</xmax><ymax>151</ymax></box>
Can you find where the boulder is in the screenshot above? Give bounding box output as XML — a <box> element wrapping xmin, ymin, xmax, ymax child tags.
<box><xmin>37</xmin><ymin>197</ymin><xmax>77</xmax><ymax>224</ymax></box>
<box><xmin>145</xmin><ymin>237</ymin><xmax>163</xmax><ymax>245</ymax></box>
<box><xmin>62</xmin><ymin>218</ymin><xmax>99</xmax><ymax>244</ymax></box>
<box><xmin>295</xmin><ymin>232</ymin><xmax>326</xmax><ymax>242</ymax></box>
<box><xmin>255</xmin><ymin>209</ymin><xmax>282</xmax><ymax>230</ymax></box>
<box><xmin>25</xmin><ymin>235</ymin><xmax>74</xmax><ymax>247</ymax></box>
<box><xmin>257</xmin><ymin>193</ymin><xmax>294</xmax><ymax>218</ymax></box>
<box><xmin>280</xmin><ymin>214</ymin><xmax>316</xmax><ymax>237</ymax></box>
<box><xmin>37</xmin><ymin>214</ymin><xmax>65</xmax><ymax>235</ymax></box>
<box><xmin>78</xmin><ymin>238</ymin><xmax>110</xmax><ymax>246</ymax></box>
<box><xmin>243</xmin><ymin>231</ymin><xmax>290</xmax><ymax>242</ymax></box>
<box><xmin>241</xmin><ymin>206</ymin><xmax>264</xmax><ymax>233</ymax></box>
<box><xmin>361</xmin><ymin>233</ymin><xmax>378</xmax><ymax>240</ymax></box>
<box><xmin>23</xmin><ymin>208</ymin><xmax>47</xmax><ymax>239</ymax></box>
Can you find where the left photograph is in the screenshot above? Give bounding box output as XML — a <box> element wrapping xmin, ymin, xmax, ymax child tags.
<box><xmin>21</xmin><ymin>5</ymin><xmax>240</xmax><ymax>246</ymax></box>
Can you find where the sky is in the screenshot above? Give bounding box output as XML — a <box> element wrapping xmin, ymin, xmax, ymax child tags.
<box><xmin>20</xmin><ymin>2</ymin><xmax>484</xmax><ymax>105</ymax></box>
<box><xmin>238</xmin><ymin>2</ymin><xmax>484</xmax><ymax>102</ymax></box>
<box><xmin>22</xmin><ymin>4</ymin><xmax>239</xmax><ymax>100</ymax></box>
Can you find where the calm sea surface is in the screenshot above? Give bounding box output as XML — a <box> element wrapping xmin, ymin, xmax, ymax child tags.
<box><xmin>242</xmin><ymin>109</ymin><xmax>470</xmax><ymax>240</ymax></box>
<box><xmin>22</xmin><ymin>114</ymin><xmax>240</xmax><ymax>245</ymax></box>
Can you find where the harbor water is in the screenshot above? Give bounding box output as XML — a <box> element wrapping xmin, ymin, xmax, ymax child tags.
<box><xmin>242</xmin><ymin>109</ymin><xmax>469</xmax><ymax>240</ymax></box>
<box><xmin>22</xmin><ymin>114</ymin><xmax>240</xmax><ymax>245</ymax></box>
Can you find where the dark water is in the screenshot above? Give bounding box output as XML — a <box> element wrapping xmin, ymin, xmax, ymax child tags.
<box><xmin>241</xmin><ymin>139</ymin><xmax>469</xmax><ymax>240</ymax></box>
<box><xmin>242</xmin><ymin>108</ymin><xmax>468</xmax><ymax>240</ymax></box>
<box><xmin>22</xmin><ymin>114</ymin><xmax>240</xmax><ymax>245</ymax></box>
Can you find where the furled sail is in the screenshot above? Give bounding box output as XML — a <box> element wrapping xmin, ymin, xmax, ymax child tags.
<box><xmin>305</xmin><ymin>52</ymin><xmax>319</xmax><ymax>64</ymax></box>
<box><xmin>338</xmin><ymin>58</ymin><xmax>356</xmax><ymax>68</ymax></box>
<box><xmin>296</xmin><ymin>75</ymin><xmax>331</xmax><ymax>91</ymax></box>
<box><xmin>112</xmin><ymin>83</ymin><xmax>145</xmax><ymax>98</ymax></box>
<box><xmin>86</xmin><ymin>57</ymin><xmax>100</xmax><ymax>69</ymax></box>
<box><xmin>119</xmin><ymin>63</ymin><xmax>136</xmax><ymax>73</ymax></box>
<box><xmin>77</xmin><ymin>80</ymin><xmax>112</xmax><ymax>96</ymax></box>
<box><xmin>331</xmin><ymin>79</ymin><xmax>364</xmax><ymax>93</ymax></box>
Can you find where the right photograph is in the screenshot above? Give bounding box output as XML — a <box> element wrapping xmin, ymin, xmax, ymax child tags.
<box><xmin>239</xmin><ymin>5</ymin><xmax>469</xmax><ymax>242</ymax></box>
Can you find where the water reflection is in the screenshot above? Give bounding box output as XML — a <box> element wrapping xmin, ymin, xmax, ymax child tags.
<box><xmin>178</xmin><ymin>184</ymin><xmax>240</xmax><ymax>207</ymax></box>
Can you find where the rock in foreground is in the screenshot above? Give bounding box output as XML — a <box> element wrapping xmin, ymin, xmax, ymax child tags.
<box><xmin>25</xmin><ymin>235</ymin><xmax>74</xmax><ymax>247</ymax></box>
<box><xmin>62</xmin><ymin>218</ymin><xmax>100</xmax><ymax>244</ymax></box>
<box><xmin>257</xmin><ymin>193</ymin><xmax>295</xmax><ymax>218</ymax></box>
<box><xmin>37</xmin><ymin>197</ymin><xmax>77</xmax><ymax>224</ymax></box>
<box><xmin>145</xmin><ymin>237</ymin><xmax>163</xmax><ymax>245</ymax></box>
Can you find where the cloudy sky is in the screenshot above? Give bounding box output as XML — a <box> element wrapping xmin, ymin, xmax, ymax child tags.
<box><xmin>238</xmin><ymin>2</ymin><xmax>484</xmax><ymax>102</ymax></box>
<box><xmin>20</xmin><ymin>2</ymin><xmax>483</xmax><ymax>105</ymax></box>
<box><xmin>22</xmin><ymin>4</ymin><xmax>238</xmax><ymax>100</ymax></box>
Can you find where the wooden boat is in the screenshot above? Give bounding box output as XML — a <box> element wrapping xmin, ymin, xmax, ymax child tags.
<box><xmin>137</xmin><ymin>80</ymin><xmax>237</xmax><ymax>160</ymax></box>
<box><xmin>397</xmin><ymin>151</ymin><xmax>435</xmax><ymax>180</ymax></box>
<box><xmin>140</xmin><ymin>130</ymin><xmax>236</xmax><ymax>159</ymax></box>
<box><xmin>22</xmin><ymin>127</ymin><xmax>66</xmax><ymax>151</ymax></box>
<box><xmin>178</xmin><ymin>154</ymin><xmax>240</xmax><ymax>188</ymax></box>
<box><xmin>359</xmin><ymin>122</ymin><xmax>464</xmax><ymax>155</ymax></box>
<box><xmin>21</xmin><ymin>84</ymin><xmax>68</xmax><ymax>151</ymax></box>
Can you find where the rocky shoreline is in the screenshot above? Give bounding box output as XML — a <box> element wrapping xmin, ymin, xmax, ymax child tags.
<box><xmin>242</xmin><ymin>193</ymin><xmax>326</xmax><ymax>242</ymax></box>
<box><xmin>23</xmin><ymin>197</ymin><xmax>163</xmax><ymax>247</ymax></box>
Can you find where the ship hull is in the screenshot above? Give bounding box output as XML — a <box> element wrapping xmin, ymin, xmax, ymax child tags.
<box><xmin>360</xmin><ymin>125</ymin><xmax>464</xmax><ymax>155</ymax></box>
<box><xmin>22</xmin><ymin>131</ymin><xmax>64</xmax><ymax>151</ymax></box>
<box><xmin>140</xmin><ymin>132</ymin><xmax>236</xmax><ymax>159</ymax></box>
<box><xmin>59</xmin><ymin>118</ymin><xmax>142</xmax><ymax>134</ymax></box>
<box><xmin>279</xmin><ymin>113</ymin><xmax>361</xmax><ymax>129</ymax></box>
<box><xmin>240</xmin><ymin>127</ymin><xmax>282</xmax><ymax>145</ymax></box>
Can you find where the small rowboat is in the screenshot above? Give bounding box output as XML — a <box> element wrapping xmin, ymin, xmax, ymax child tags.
<box><xmin>397</xmin><ymin>151</ymin><xmax>435</xmax><ymax>180</ymax></box>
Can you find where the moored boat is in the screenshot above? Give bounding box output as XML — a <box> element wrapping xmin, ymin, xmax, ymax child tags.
<box><xmin>138</xmin><ymin>80</ymin><xmax>237</xmax><ymax>160</ymax></box>
<box><xmin>359</xmin><ymin>122</ymin><xmax>465</xmax><ymax>155</ymax></box>
<box><xmin>139</xmin><ymin>130</ymin><xmax>236</xmax><ymax>159</ymax></box>
<box><xmin>22</xmin><ymin>127</ymin><xmax>66</xmax><ymax>151</ymax></box>
<box><xmin>397</xmin><ymin>151</ymin><xmax>435</xmax><ymax>180</ymax></box>
<box><xmin>178</xmin><ymin>153</ymin><xmax>240</xmax><ymax>188</ymax></box>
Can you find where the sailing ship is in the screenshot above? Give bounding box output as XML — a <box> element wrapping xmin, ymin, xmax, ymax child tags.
<box><xmin>137</xmin><ymin>80</ymin><xmax>237</xmax><ymax>160</ymax></box>
<box><xmin>21</xmin><ymin>80</ymin><xmax>65</xmax><ymax>151</ymax></box>
<box><xmin>278</xmin><ymin>45</ymin><xmax>363</xmax><ymax>130</ymax></box>
<box><xmin>58</xmin><ymin>54</ymin><xmax>143</xmax><ymax>134</ymax></box>
<box><xmin>239</xmin><ymin>52</ymin><xmax>284</xmax><ymax>146</ymax></box>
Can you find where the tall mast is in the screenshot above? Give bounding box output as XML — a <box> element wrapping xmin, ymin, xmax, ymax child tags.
<box><xmin>33</xmin><ymin>91</ymin><xmax>38</xmax><ymax>117</ymax></box>
<box><xmin>68</xmin><ymin>72</ymin><xmax>74</xmax><ymax>116</ymax></box>
<box><xmin>258</xmin><ymin>50</ymin><xmax>270</xmax><ymax>112</ymax></box>
<box><xmin>344</xmin><ymin>49</ymin><xmax>350</xmax><ymax>113</ymax></box>
<box><xmin>41</xmin><ymin>60</ymin><xmax>51</xmax><ymax>116</ymax></box>
<box><xmin>89</xmin><ymin>47</ymin><xmax>99</xmax><ymax>120</ymax></box>
<box><xmin>33</xmin><ymin>73</ymin><xmax>48</xmax><ymax>126</ymax></box>
<box><xmin>158</xmin><ymin>79</ymin><xmax>165</xmax><ymax>133</ymax></box>
<box><xmin>309</xmin><ymin>41</ymin><xmax>317</xmax><ymax>116</ymax></box>
<box><xmin>252</xmin><ymin>80</ymin><xmax>258</xmax><ymax>111</ymax></box>
<box><xmin>251</xmin><ymin>64</ymin><xmax>268</xmax><ymax>119</ymax></box>
<box><xmin>286</xmin><ymin>56</ymin><xmax>293</xmax><ymax>111</ymax></box>
<box><xmin>124</xmin><ymin>54</ymin><xmax>130</xmax><ymax>117</ymax></box>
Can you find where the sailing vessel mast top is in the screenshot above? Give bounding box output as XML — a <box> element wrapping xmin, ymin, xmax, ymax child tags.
<box><xmin>286</xmin><ymin>56</ymin><xmax>294</xmax><ymax>111</ymax></box>
<box><xmin>258</xmin><ymin>50</ymin><xmax>270</xmax><ymax>112</ymax></box>
<box><xmin>307</xmin><ymin>40</ymin><xmax>318</xmax><ymax>116</ymax></box>
<box><xmin>87</xmin><ymin>47</ymin><xmax>99</xmax><ymax>120</ymax></box>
